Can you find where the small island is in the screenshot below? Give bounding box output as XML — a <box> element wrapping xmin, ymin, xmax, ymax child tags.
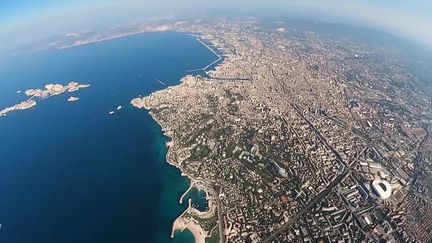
<box><xmin>0</xmin><ymin>81</ymin><xmax>89</xmax><ymax>117</ymax></box>
<box><xmin>67</xmin><ymin>96</ymin><xmax>80</xmax><ymax>102</ymax></box>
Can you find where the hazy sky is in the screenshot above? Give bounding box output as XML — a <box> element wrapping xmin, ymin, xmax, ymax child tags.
<box><xmin>1</xmin><ymin>1</ymin><xmax>432</xmax><ymax>54</ymax></box>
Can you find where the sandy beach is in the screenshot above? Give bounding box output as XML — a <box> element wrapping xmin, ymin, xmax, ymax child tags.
<box><xmin>172</xmin><ymin>216</ymin><xmax>207</xmax><ymax>243</ymax></box>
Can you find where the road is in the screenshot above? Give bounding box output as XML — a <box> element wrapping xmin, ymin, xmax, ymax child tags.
<box><xmin>263</xmin><ymin>99</ymin><xmax>351</xmax><ymax>242</ymax></box>
<box><xmin>214</xmin><ymin>187</ymin><xmax>225</xmax><ymax>243</ymax></box>
<box><xmin>291</xmin><ymin>104</ymin><xmax>347</xmax><ymax>168</ymax></box>
<box><xmin>195</xmin><ymin>179</ymin><xmax>225</xmax><ymax>243</ymax></box>
<box><xmin>262</xmin><ymin>170</ymin><xmax>350</xmax><ymax>243</ymax></box>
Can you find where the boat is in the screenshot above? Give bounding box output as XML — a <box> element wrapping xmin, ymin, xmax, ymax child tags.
<box><xmin>156</xmin><ymin>79</ymin><xmax>166</xmax><ymax>86</ymax></box>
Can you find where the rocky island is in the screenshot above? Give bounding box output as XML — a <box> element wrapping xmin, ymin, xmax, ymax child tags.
<box><xmin>67</xmin><ymin>96</ymin><xmax>80</xmax><ymax>102</ymax></box>
<box><xmin>0</xmin><ymin>81</ymin><xmax>89</xmax><ymax>117</ymax></box>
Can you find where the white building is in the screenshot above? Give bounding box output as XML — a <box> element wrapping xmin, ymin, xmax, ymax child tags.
<box><xmin>371</xmin><ymin>179</ymin><xmax>392</xmax><ymax>200</ymax></box>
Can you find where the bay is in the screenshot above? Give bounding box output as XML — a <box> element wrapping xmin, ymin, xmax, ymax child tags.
<box><xmin>0</xmin><ymin>31</ymin><xmax>217</xmax><ymax>243</ymax></box>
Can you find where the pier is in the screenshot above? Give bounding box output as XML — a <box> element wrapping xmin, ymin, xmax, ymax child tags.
<box><xmin>180</xmin><ymin>182</ymin><xmax>194</xmax><ymax>204</ymax></box>
<box><xmin>187</xmin><ymin>36</ymin><xmax>222</xmax><ymax>73</ymax></box>
<box><xmin>170</xmin><ymin>199</ymin><xmax>192</xmax><ymax>238</ymax></box>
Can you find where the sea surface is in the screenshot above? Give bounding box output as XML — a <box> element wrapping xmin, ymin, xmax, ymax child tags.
<box><xmin>183</xmin><ymin>188</ymin><xmax>209</xmax><ymax>212</ymax></box>
<box><xmin>0</xmin><ymin>31</ymin><xmax>216</xmax><ymax>243</ymax></box>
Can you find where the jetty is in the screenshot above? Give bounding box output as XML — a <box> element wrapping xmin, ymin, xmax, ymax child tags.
<box><xmin>187</xmin><ymin>37</ymin><xmax>222</xmax><ymax>72</ymax></box>
<box><xmin>180</xmin><ymin>182</ymin><xmax>193</xmax><ymax>204</ymax></box>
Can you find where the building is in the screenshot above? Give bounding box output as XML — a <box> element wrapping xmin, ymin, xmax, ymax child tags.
<box><xmin>371</xmin><ymin>179</ymin><xmax>392</xmax><ymax>200</ymax></box>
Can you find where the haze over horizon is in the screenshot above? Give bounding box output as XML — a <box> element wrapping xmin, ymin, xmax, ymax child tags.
<box><xmin>1</xmin><ymin>1</ymin><xmax>432</xmax><ymax>243</ymax></box>
<box><xmin>1</xmin><ymin>1</ymin><xmax>432</xmax><ymax>56</ymax></box>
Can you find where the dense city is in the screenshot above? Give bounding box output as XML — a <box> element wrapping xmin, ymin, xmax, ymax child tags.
<box><xmin>129</xmin><ymin>18</ymin><xmax>432</xmax><ymax>243</ymax></box>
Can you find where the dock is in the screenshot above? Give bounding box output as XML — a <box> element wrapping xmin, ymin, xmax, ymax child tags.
<box><xmin>180</xmin><ymin>182</ymin><xmax>194</xmax><ymax>204</ymax></box>
<box><xmin>187</xmin><ymin>37</ymin><xmax>222</xmax><ymax>73</ymax></box>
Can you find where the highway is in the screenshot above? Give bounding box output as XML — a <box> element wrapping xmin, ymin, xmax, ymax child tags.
<box><xmin>194</xmin><ymin>179</ymin><xmax>225</xmax><ymax>243</ymax></box>
<box><xmin>213</xmin><ymin>187</ymin><xmax>225</xmax><ymax>243</ymax></box>
<box><xmin>205</xmin><ymin>185</ymin><xmax>225</xmax><ymax>243</ymax></box>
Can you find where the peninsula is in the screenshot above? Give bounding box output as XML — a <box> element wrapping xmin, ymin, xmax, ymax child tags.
<box><xmin>132</xmin><ymin>18</ymin><xmax>432</xmax><ymax>243</ymax></box>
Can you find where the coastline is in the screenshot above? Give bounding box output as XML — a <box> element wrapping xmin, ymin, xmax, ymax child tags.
<box><xmin>54</xmin><ymin>25</ymin><xmax>172</xmax><ymax>50</ymax></box>
<box><xmin>0</xmin><ymin>29</ymin><xmax>227</xmax><ymax>243</ymax></box>
<box><xmin>172</xmin><ymin>212</ymin><xmax>207</xmax><ymax>243</ymax></box>
<box><xmin>186</xmin><ymin>35</ymin><xmax>222</xmax><ymax>73</ymax></box>
<box><xmin>162</xmin><ymin>114</ymin><xmax>215</xmax><ymax>243</ymax></box>
<box><xmin>32</xmin><ymin>16</ymin><xmax>432</xmax><ymax>243</ymax></box>
<box><xmin>130</xmin><ymin>31</ymin><xmax>226</xmax><ymax>243</ymax></box>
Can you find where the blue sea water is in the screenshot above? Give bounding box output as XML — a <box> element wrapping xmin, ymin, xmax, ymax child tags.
<box><xmin>183</xmin><ymin>188</ymin><xmax>209</xmax><ymax>212</ymax></box>
<box><xmin>0</xmin><ymin>31</ymin><xmax>217</xmax><ymax>243</ymax></box>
